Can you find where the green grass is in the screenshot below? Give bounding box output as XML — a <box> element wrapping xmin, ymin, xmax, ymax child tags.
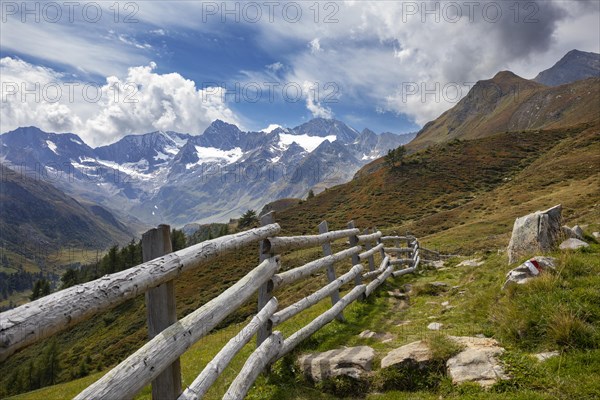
<box><xmin>8</xmin><ymin>241</ymin><xmax>600</xmax><ymax>400</ymax></box>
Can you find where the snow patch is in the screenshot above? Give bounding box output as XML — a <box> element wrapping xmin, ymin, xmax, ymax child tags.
<box><xmin>261</xmin><ymin>124</ymin><xmax>282</xmax><ymax>133</ymax></box>
<box><xmin>186</xmin><ymin>146</ymin><xmax>243</xmax><ymax>169</ymax></box>
<box><xmin>154</xmin><ymin>151</ymin><xmax>170</xmax><ymax>161</ymax></box>
<box><xmin>279</xmin><ymin>134</ymin><xmax>336</xmax><ymax>153</ymax></box>
<box><xmin>95</xmin><ymin>158</ymin><xmax>156</xmax><ymax>180</ymax></box>
<box><xmin>70</xmin><ymin>137</ymin><xmax>83</xmax><ymax>145</ymax></box>
<box><xmin>46</xmin><ymin>140</ymin><xmax>58</xmax><ymax>154</ymax></box>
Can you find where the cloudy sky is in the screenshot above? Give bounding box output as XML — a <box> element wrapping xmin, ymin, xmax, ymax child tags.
<box><xmin>1</xmin><ymin>0</ymin><xmax>598</xmax><ymax>146</ymax></box>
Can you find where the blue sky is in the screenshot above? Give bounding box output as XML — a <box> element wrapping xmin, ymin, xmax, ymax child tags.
<box><xmin>1</xmin><ymin>1</ymin><xmax>599</xmax><ymax>146</ymax></box>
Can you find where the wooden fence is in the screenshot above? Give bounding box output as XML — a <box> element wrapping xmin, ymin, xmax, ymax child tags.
<box><xmin>0</xmin><ymin>214</ymin><xmax>439</xmax><ymax>400</ymax></box>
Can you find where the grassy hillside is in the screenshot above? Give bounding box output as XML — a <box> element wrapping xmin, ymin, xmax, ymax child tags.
<box><xmin>277</xmin><ymin>122</ymin><xmax>599</xmax><ymax>253</ymax></box>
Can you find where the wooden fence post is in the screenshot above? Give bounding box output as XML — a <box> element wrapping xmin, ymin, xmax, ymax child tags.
<box><xmin>347</xmin><ymin>221</ymin><xmax>362</xmax><ymax>286</ymax></box>
<box><xmin>319</xmin><ymin>220</ymin><xmax>344</xmax><ymax>322</ymax></box>
<box><xmin>142</xmin><ymin>224</ymin><xmax>182</xmax><ymax>400</ymax></box>
<box><xmin>374</xmin><ymin>226</ymin><xmax>386</xmax><ymax>259</ymax></box>
<box><xmin>363</xmin><ymin>228</ymin><xmax>376</xmax><ymax>272</ymax></box>
<box><xmin>257</xmin><ymin>212</ymin><xmax>276</xmax><ymax>347</ymax></box>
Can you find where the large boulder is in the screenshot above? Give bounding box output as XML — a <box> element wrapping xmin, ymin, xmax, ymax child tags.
<box><xmin>298</xmin><ymin>346</ymin><xmax>375</xmax><ymax>381</ymax></box>
<box><xmin>507</xmin><ymin>205</ymin><xmax>563</xmax><ymax>264</ymax></box>
<box><xmin>381</xmin><ymin>340</ymin><xmax>432</xmax><ymax>369</ymax></box>
<box><xmin>446</xmin><ymin>336</ymin><xmax>509</xmax><ymax>388</ymax></box>
<box><xmin>559</xmin><ymin>238</ymin><xmax>589</xmax><ymax>250</ymax></box>
<box><xmin>502</xmin><ymin>256</ymin><xmax>557</xmax><ymax>289</ymax></box>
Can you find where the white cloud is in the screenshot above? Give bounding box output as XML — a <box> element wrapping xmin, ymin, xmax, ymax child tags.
<box><xmin>2</xmin><ymin>0</ymin><xmax>597</xmax><ymax>131</ymax></box>
<box><xmin>309</xmin><ymin>38</ymin><xmax>322</xmax><ymax>54</ymax></box>
<box><xmin>266</xmin><ymin>62</ymin><xmax>284</xmax><ymax>72</ymax></box>
<box><xmin>302</xmin><ymin>81</ymin><xmax>333</xmax><ymax>119</ymax></box>
<box><xmin>1</xmin><ymin>57</ymin><xmax>241</xmax><ymax>146</ymax></box>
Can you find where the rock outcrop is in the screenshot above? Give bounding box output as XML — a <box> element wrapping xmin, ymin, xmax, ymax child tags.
<box><xmin>507</xmin><ymin>205</ymin><xmax>563</xmax><ymax>264</ymax></box>
<box><xmin>381</xmin><ymin>341</ymin><xmax>432</xmax><ymax>369</ymax></box>
<box><xmin>298</xmin><ymin>346</ymin><xmax>375</xmax><ymax>381</ymax></box>
<box><xmin>446</xmin><ymin>336</ymin><xmax>509</xmax><ymax>388</ymax></box>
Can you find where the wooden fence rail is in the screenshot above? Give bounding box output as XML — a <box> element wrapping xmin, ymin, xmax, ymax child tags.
<box><xmin>0</xmin><ymin>215</ymin><xmax>436</xmax><ymax>400</ymax></box>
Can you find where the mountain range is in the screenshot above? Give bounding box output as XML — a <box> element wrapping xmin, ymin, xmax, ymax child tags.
<box><xmin>0</xmin><ymin>120</ymin><xmax>414</xmax><ymax>226</ymax></box>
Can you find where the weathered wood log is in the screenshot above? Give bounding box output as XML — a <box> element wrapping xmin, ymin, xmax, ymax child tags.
<box><xmin>412</xmin><ymin>248</ymin><xmax>420</xmax><ymax>263</ymax></box>
<box><xmin>359</xmin><ymin>243</ymin><xmax>384</xmax><ymax>260</ymax></box>
<box><xmin>357</xmin><ymin>231</ymin><xmax>382</xmax><ymax>243</ymax></box>
<box><xmin>74</xmin><ymin>257</ymin><xmax>280</xmax><ymax>400</ymax></box>
<box><xmin>384</xmin><ymin>247</ymin><xmax>412</xmax><ymax>254</ymax></box>
<box><xmin>374</xmin><ymin>226</ymin><xmax>386</xmax><ymax>259</ymax></box>
<box><xmin>347</xmin><ymin>221</ymin><xmax>362</xmax><ymax>286</ymax></box>
<box><xmin>276</xmin><ymin>285</ymin><xmax>366</xmax><ymax>359</ymax></box>
<box><xmin>381</xmin><ymin>236</ymin><xmax>414</xmax><ymax>241</ymax></box>
<box><xmin>361</xmin><ymin>229</ymin><xmax>376</xmax><ymax>272</ymax></box>
<box><xmin>270</xmin><ymin>265</ymin><xmax>363</xmax><ymax>326</ymax></box>
<box><xmin>413</xmin><ymin>255</ymin><xmax>421</xmax><ymax>270</ymax></box>
<box><xmin>0</xmin><ymin>224</ymin><xmax>280</xmax><ymax>362</ymax></box>
<box><xmin>365</xmin><ymin>265</ymin><xmax>394</xmax><ymax>297</ymax></box>
<box><xmin>392</xmin><ymin>266</ymin><xmax>416</xmax><ymax>277</ymax></box>
<box><xmin>179</xmin><ymin>298</ymin><xmax>279</xmax><ymax>400</ymax></box>
<box><xmin>318</xmin><ymin>220</ymin><xmax>343</xmax><ymax>322</ymax></box>
<box><xmin>363</xmin><ymin>256</ymin><xmax>390</xmax><ymax>280</ymax></box>
<box><xmin>223</xmin><ymin>331</ymin><xmax>283</xmax><ymax>400</ymax></box>
<box><xmin>142</xmin><ymin>224</ymin><xmax>181</xmax><ymax>400</ymax></box>
<box><xmin>389</xmin><ymin>258</ymin><xmax>412</xmax><ymax>265</ymax></box>
<box><xmin>392</xmin><ymin>256</ymin><xmax>419</xmax><ymax>277</ymax></box>
<box><xmin>271</xmin><ymin>246</ymin><xmax>361</xmax><ymax>290</ymax></box>
<box><xmin>257</xmin><ymin>213</ymin><xmax>276</xmax><ymax>347</ymax></box>
<box><xmin>262</xmin><ymin>228</ymin><xmax>359</xmax><ymax>254</ymax></box>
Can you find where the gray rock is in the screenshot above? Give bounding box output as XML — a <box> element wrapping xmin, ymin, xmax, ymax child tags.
<box><xmin>559</xmin><ymin>238</ymin><xmax>589</xmax><ymax>250</ymax></box>
<box><xmin>507</xmin><ymin>205</ymin><xmax>563</xmax><ymax>264</ymax></box>
<box><xmin>593</xmin><ymin>232</ymin><xmax>600</xmax><ymax>240</ymax></box>
<box><xmin>572</xmin><ymin>225</ymin><xmax>584</xmax><ymax>239</ymax></box>
<box><xmin>359</xmin><ymin>330</ymin><xmax>394</xmax><ymax>343</ymax></box>
<box><xmin>446</xmin><ymin>336</ymin><xmax>509</xmax><ymax>388</ymax></box>
<box><xmin>381</xmin><ymin>340</ymin><xmax>432</xmax><ymax>369</ymax></box>
<box><xmin>298</xmin><ymin>346</ymin><xmax>375</xmax><ymax>381</ymax></box>
<box><xmin>562</xmin><ymin>226</ymin><xmax>578</xmax><ymax>239</ymax></box>
<box><xmin>502</xmin><ymin>256</ymin><xmax>557</xmax><ymax>289</ymax></box>
<box><xmin>427</xmin><ymin>322</ymin><xmax>443</xmax><ymax>331</ymax></box>
<box><xmin>534</xmin><ymin>351</ymin><xmax>560</xmax><ymax>361</ymax></box>
<box><xmin>457</xmin><ymin>258</ymin><xmax>484</xmax><ymax>267</ymax></box>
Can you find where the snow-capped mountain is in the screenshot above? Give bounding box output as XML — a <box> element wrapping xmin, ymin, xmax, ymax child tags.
<box><xmin>0</xmin><ymin>119</ymin><xmax>415</xmax><ymax>225</ymax></box>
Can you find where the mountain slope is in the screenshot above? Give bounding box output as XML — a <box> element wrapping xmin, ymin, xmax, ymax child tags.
<box><xmin>408</xmin><ymin>72</ymin><xmax>600</xmax><ymax>150</ymax></box>
<box><xmin>276</xmin><ymin>122</ymin><xmax>599</xmax><ymax>252</ymax></box>
<box><xmin>0</xmin><ymin>164</ymin><xmax>134</xmax><ymax>257</ymax></box>
<box><xmin>534</xmin><ymin>49</ymin><xmax>600</xmax><ymax>86</ymax></box>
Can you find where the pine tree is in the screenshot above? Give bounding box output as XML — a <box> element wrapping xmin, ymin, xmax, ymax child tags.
<box><xmin>238</xmin><ymin>210</ymin><xmax>258</xmax><ymax>229</ymax></box>
<box><xmin>171</xmin><ymin>229</ymin><xmax>186</xmax><ymax>251</ymax></box>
